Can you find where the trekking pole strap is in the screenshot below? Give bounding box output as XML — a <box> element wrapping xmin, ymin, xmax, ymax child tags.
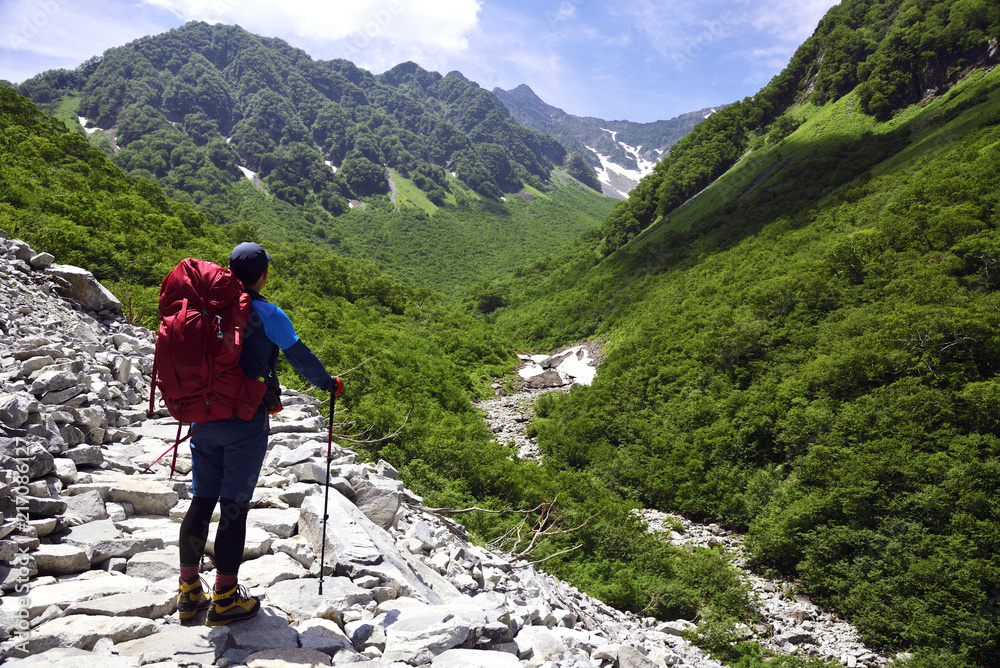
<box><xmin>147</xmin><ymin>357</ymin><xmax>158</xmax><ymax>418</ymax></box>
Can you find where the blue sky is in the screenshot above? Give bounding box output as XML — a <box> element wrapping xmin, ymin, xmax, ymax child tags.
<box><xmin>0</xmin><ymin>0</ymin><xmax>840</xmax><ymax>123</ymax></box>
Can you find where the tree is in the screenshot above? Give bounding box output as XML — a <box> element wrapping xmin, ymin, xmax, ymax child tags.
<box><xmin>565</xmin><ymin>153</ymin><xmax>602</xmax><ymax>192</ymax></box>
<box><xmin>340</xmin><ymin>156</ymin><xmax>389</xmax><ymax>198</ymax></box>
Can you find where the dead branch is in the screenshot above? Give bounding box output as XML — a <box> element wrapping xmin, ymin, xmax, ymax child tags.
<box><xmin>524</xmin><ymin>543</ymin><xmax>583</xmax><ymax>567</ymax></box>
<box><xmin>425</xmin><ymin>502</ymin><xmax>550</xmax><ymax>516</ymax></box>
<box><xmin>426</xmin><ymin>497</ymin><xmax>600</xmax><ymax>568</ymax></box>
<box><xmin>332</xmin><ymin>412</ymin><xmax>410</xmax><ymax>446</ymax></box>
<box><xmin>491</xmin><ymin>499</ymin><xmax>602</xmax><ymax>562</ymax></box>
<box><xmin>547</xmin><ymin>566</ymin><xmax>598</xmax><ymax>632</ymax></box>
<box><xmin>301</xmin><ymin>356</ymin><xmax>376</xmax><ymax>394</ymax></box>
<box><xmin>417</xmin><ymin>509</ymin><xmax>468</xmax><ymax>541</ymax></box>
<box><xmin>504</xmin><ymin>506</ymin><xmax>601</xmax><ymax>561</ymax></box>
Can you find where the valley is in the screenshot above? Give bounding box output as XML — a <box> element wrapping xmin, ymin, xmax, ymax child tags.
<box><xmin>3</xmin><ymin>0</ymin><xmax>1000</xmax><ymax>665</ymax></box>
<box><xmin>480</xmin><ymin>351</ymin><xmax>889</xmax><ymax>666</ymax></box>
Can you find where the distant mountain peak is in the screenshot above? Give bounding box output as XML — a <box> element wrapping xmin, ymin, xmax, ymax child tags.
<box><xmin>493</xmin><ymin>84</ymin><xmax>715</xmax><ymax>198</ymax></box>
<box><xmin>506</xmin><ymin>83</ymin><xmax>545</xmax><ymax>101</ymax></box>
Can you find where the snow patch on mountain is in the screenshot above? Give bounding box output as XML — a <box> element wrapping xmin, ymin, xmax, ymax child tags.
<box><xmin>517</xmin><ymin>345</ymin><xmax>598</xmax><ymax>387</ymax></box>
<box><xmin>77</xmin><ymin>116</ymin><xmax>99</xmax><ymax>136</ymax></box>
<box><xmin>237</xmin><ymin>166</ymin><xmax>270</xmax><ymax>195</ymax></box>
<box><xmin>586</xmin><ymin>129</ymin><xmax>661</xmax><ymax>199</ymax></box>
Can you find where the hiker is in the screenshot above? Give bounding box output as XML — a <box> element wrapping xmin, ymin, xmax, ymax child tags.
<box><xmin>177</xmin><ymin>241</ymin><xmax>339</xmax><ymax>626</ymax></box>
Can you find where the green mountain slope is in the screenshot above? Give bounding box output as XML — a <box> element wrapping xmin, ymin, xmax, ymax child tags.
<box><xmin>332</xmin><ymin>174</ymin><xmax>613</xmax><ymax>296</ymax></box>
<box><xmin>485</xmin><ymin>0</ymin><xmax>1000</xmax><ymax>664</ymax></box>
<box><xmin>597</xmin><ymin>0</ymin><xmax>1000</xmax><ymax>255</ymax></box>
<box><xmin>15</xmin><ymin>23</ymin><xmax>614</xmax><ymax>297</ymax></box>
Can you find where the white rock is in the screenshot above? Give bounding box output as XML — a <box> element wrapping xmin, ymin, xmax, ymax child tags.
<box><xmin>513</xmin><ymin>626</ymin><xmax>566</xmax><ymax>664</ymax></box>
<box><xmin>616</xmin><ymin>645</ymin><xmax>659</xmax><ymax>668</ymax></box>
<box><xmin>246</xmin><ymin>648</ymin><xmax>332</xmax><ymax>668</ymax></box>
<box><xmin>248</xmin><ymin>507</ymin><xmax>300</xmax><ymax>539</ymax></box>
<box><xmin>27</xmin><ymin>615</ymin><xmax>157</xmax><ymax>653</ymax></box>
<box><xmin>64</xmin><ymin>590</ymin><xmax>175</xmax><ymax>618</ymax></box>
<box><xmin>278</xmin><ymin>445</ymin><xmax>320</xmax><ymax>467</ymax></box>
<box><xmin>379</xmin><ymin>605</ymin><xmax>477</xmax><ymax>665</ymax></box>
<box><xmin>32</xmin><ymin>544</ymin><xmax>90</xmax><ymax>575</ymax></box>
<box><xmin>592</xmin><ymin>644</ymin><xmax>620</xmax><ymax>661</ymax></box>
<box><xmin>0</xmin><ymin>391</ymin><xmax>33</xmax><ymax>428</ymax></box>
<box><xmin>656</xmin><ymin>620</ymin><xmax>696</xmax><ymax>637</ymax></box>
<box><xmin>272</xmin><ymin>536</ymin><xmax>316</xmax><ymax>568</ymax></box>
<box><xmin>431</xmin><ymin>648</ymin><xmax>521</xmax><ymax>667</ymax></box>
<box><xmin>0</xmin><ymin>647</ymin><xmax>141</xmax><ymax>668</ymax></box>
<box><xmin>116</xmin><ymin>624</ymin><xmax>234</xmax><ymax>664</ymax></box>
<box><xmin>126</xmin><ymin>545</ymin><xmax>180</xmax><ymax>581</ymax></box>
<box><xmin>238</xmin><ymin>552</ymin><xmax>308</xmax><ymax>588</ymax></box>
<box><xmin>63</xmin><ymin>489</ymin><xmax>109</xmax><ymax>524</ymax></box>
<box><xmin>44</xmin><ymin>264</ymin><xmax>122</xmax><ymax>312</ymax></box>
<box><xmin>266</xmin><ymin>577</ymin><xmax>371</xmax><ymax>624</ymax></box>
<box><xmin>295</xmin><ymin>618</ymin><xmax>355</xmax><ymax>656</ymax></box>
<box><xmin>227</xmin><ymin>609</ymin><xmax>300</xmax><ymax>654</ymax></box>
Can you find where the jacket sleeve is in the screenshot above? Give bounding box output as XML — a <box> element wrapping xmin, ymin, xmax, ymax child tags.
<box><xmin>284</xmin><ymin>340</ymin><xmax>334</xmax><ymax>392</ymax></box>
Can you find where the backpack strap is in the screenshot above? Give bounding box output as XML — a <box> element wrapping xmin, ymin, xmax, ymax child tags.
<box><xmin>243</xmin><ymin>291</ymin><xmax>282</xmax><ymax>411</ymax></box>
<box><xmin>244</xmin><ymin>292</ymin><xmax>279</xmax><ymax>378</ymax></box>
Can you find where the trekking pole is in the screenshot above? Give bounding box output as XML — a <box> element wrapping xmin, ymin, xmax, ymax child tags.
<box><xmin>318</xmin><ymin>377</ymin><xmax>343</xmax><ymax>595</ymax></box>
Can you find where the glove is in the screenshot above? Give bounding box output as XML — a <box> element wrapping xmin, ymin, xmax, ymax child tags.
<box><xmin>331</xmin><ymin>376</ymin><xmax>343</xmax><ymax>397</ymax></box>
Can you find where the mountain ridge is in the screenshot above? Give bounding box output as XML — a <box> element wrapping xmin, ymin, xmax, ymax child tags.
<box><xmin>16</xmin><ymin>22</ymin><xmax>592</xmax><ymax>211</ymax></box>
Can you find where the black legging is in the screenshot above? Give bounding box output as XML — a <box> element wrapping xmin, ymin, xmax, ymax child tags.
<box><xmin>179</xmin><ymin>496</ymin><xmax>250</xmax><ymax>576</ymax></box>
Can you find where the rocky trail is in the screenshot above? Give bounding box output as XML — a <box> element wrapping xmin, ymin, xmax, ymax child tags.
<box><xmin>480</xmin><ymin>349</ymin><xmax>892</xmax><ymax>668</ymax></box>
<box><xmin>0</xmin><ymin>232</ymin><xmax>729</xmax><ymax>668</ymax></box>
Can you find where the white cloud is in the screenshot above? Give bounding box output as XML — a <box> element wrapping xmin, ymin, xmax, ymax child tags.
<box><xmin>625</xmin><ymin>0</ymin><xmax>751</xmax><ymax>70</ymax></box>
<box><xmin>141</xmin><ymin>0</ymin><xmax>482</xmax><ymax>53</ymax></box>
<box><xmin>1</xmin><ymin>0</ymin><xmax>159</xmax><ymax>59</ymax></box>
<box><xmin>552</xmin><ymin>0</ymin><xmax>576</xmax><ymax>22</ymax></box>
<box><xmin>748</xmin><ymin>0</ymin><xmax>839</xmax><ymax>42</ymax></box>
<box><xmin>0</xmin><ymin>0</ymin><xmax>174</xmax><ymax>86</ymax></box>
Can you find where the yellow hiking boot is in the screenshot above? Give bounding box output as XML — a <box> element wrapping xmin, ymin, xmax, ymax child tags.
<box><xmin>205</xmin><ymin>583</ymin><xmax>260</xmax><ymax>626</ymax></box>
<box><xmin>177</xmin><ymin>576</ymin><xmax>211</xmax><ymax>620</ymax></box>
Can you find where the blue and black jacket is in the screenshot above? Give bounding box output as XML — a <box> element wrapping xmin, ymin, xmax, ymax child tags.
<box><xmin>242</xmin><ymin>291</ymin><xmax>334</xmax><ymax>397</ymax></box>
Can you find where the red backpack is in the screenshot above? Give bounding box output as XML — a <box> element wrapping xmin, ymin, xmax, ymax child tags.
<box><xmin>148</xmin><ymin>258</ymin><xmax>267</xmax><ymax>426</ymax></box>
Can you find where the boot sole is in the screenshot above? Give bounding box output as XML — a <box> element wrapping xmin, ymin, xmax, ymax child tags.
<box><xmin>177</xmin><ymin>597</ymin><xmax>211</xmax><ymax>619</ymax></box>
<box><xmin>205</xmin><ymin>609</ymin><xmax>259</xmax><ymax>626</ymax></box>
<box><xmin>178</xmin><ymin>605</ymin><xmax>210</xmax><ymax>620</ymax></box>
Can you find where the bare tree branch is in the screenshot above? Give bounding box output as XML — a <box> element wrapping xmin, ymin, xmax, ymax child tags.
<box><xmin>333</xmin><ymin>412</ymin><xmax>410</xmax><ymax>446</ymax></box>
<box><xmin>426</xmin><ymin>502</ymin><xmax>549</xmax><ymax>516</ymax></box>
<box><xmin>449</xmin><ymin>497</ymin><xmax>605</xmax><ymax>565</ymax></box>
<box><xmin>304</xmin><ymin>356</ymin><xmax>376</xmax><ymax>394</ymax></box>
<box><xmin>524</xmin><ymin>543</ymin><xmax>583</xmax><ymax>566</ymax></box>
